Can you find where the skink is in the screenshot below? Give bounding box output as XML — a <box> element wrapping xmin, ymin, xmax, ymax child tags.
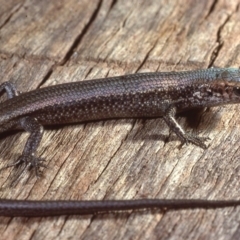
<box><xmin>0</xmin><ymin>67</ymin><xmax>239</xmax><ymax>217</ymax></box>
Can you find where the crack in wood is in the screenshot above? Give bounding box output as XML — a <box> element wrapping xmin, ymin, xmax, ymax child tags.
<box><xmin>205</xmin><ymin>0</ymin><xmax>219</xmax><ymax>19</ymax></box>
<box><xmin>60</xmin><ymin>0</ymin><xmax>103</xmax><ymax>66</ymax></box>
<box><xmin>0</xmin><ymin>2</ymin><xmax>24</xmax><ymax>29</ymax></box>
<box><xmin>136</xmin><ymin>39</ymin><xmax>159</xmax><ymax>72</ymax></box>
<box><xmin>208</xmin><ymin>15</ymin><xmax>230</xmax><ymax>67</ymax></box>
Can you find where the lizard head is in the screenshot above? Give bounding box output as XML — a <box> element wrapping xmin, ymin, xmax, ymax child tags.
<box><xmin>213</xmin><ymin>68</ymin><xmax>240</xmax><ymax>102</ymax></box>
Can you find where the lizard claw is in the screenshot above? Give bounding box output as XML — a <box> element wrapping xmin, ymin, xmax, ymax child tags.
<box><xmin>180</xmin><ymin>133</ymin><xmax>210</xmax><ymax>149</ymax></box>
<box><xmin>0</xmin><ymin>154</ymin><xmax>47</xmax><ymax>178</ymax></box>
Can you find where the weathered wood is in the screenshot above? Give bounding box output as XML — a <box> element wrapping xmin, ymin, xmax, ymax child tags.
<box><xmin>0</xmin><ymin>0</ymin><xmax>240</xmax><ymax>239</ymax></box>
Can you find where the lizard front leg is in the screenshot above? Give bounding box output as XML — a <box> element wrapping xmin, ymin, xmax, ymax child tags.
<box><xmin>163</xmin><ymin>105</ymin><xmax>209</xmax><ymax>149</ymax></box>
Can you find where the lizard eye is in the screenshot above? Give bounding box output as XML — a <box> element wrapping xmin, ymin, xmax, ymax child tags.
<box><xmin>233</xmin><ymin>87</ymin><xmax>240</xmax><ymax>96</ymax></box>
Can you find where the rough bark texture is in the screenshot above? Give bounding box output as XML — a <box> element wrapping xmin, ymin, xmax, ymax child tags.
<box><xmin>0</xmin><ymin>0</ymin><xmax>240</xmax><ymax>239</ymax></box>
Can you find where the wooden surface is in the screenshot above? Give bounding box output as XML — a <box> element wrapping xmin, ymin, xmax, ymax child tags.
<box><xmin>0</xmin><ymin>0</ymin><xmax>240</xmax><ymax>239</ymax></box>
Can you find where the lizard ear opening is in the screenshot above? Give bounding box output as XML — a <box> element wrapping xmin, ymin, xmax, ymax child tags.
<box><xmin>233</xmin><ymin>87</ymin><xmax>240</xmax><ymax>96</ymax></box>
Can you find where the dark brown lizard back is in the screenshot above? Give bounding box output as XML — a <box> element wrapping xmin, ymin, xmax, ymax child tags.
<box><xmin>1</xmin><ymin>68</ymin><xmax>240</xmax><ymax>126</ymax></box>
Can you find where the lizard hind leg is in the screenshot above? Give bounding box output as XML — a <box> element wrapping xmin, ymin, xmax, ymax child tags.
<box><xmin>0</xmin><ymin>82</ymin><xmax>47</xmax><ymax>182</ymax></box>
<box><xmin>0</xmin><ymin>82</ymin><xmax>20</xmax><ymax>99</ymax></box>
<box><xmin>0</xmin><ymin>116</ymin><xmax>47</xmax><ymax>184</ymax></box>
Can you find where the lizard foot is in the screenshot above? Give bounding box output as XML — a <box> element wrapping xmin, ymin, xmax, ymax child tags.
<box><xmin>0</xmin><ymin>154</ymin><xmax>47</xmax><ymax>178</ymax></box>
<box><xmin>179</xmin><ymin>133</ymin><xmax>210</xmax><ymax>149</ymax></box>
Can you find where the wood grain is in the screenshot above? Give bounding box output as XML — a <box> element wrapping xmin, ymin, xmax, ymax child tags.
<box><xmin>0</xmin><ymin>0</ymin><xmax>240</xmax><ymax>239</ymax></box>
